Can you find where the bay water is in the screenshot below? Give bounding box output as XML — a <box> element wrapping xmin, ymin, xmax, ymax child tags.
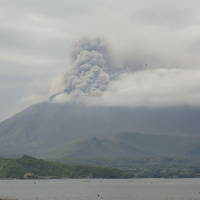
<box><xmin>0</xmin><ymin>179</ymin><xmax>200</xmax><ymax>200</ymax></box>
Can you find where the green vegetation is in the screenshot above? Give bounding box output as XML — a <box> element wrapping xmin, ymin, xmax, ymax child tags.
<box><xmin>65</xmin><ymin>156</ymin><xmax>200</xmax><ymax>169</ymax></box>
<box><xmin>62</xmin><ymin>156</ymin><xmax>200</xmax><ymax>178</ymax></box>
<box><xmin>0</xmin><ymin>155</ymin><xmax>200</xmax><ymax>179</ymax></box>
<box><xmin>0</xmin><ymin>155</ymin><xmax>131</xmax><ymax>179</ymax></box>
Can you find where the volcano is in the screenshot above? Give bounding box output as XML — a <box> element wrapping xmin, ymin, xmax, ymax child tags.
<box><xmin>0</xmin><ymin>102</ymin><xmax>200</xmax><ymax>160</ymax></box>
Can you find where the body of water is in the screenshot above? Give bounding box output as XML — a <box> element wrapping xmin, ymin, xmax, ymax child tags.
<box><xmin>0</xmin><ymin>178</ymin><xmax>200</xmax><ymax>200</ymax></box>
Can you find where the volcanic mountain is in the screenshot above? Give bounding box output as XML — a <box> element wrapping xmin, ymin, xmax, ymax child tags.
<box><xmin>0</xmin><ymin>102</ymin><xmax>200</xmax><ymax>161</ymax></box>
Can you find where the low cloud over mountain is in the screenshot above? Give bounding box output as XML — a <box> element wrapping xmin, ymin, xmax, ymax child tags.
<box><xmin>24</xmin><ymin>37</ymin><xmax>200</xmax><ymax>108</ymax></box>
<box><xmin>1</xmin><ymin>0</ymin><xmax>200</xmax><ymax>120</ymax></box>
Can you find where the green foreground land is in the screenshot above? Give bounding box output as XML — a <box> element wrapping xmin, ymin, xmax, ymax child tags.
<box><xmin>1</xmin><ymin>155</ymin><xmax>200</xmax><ymax>179</ymax></box>
<box><xmin>0</xmin><ymin>155</ymin><xmax>131</xmax><ymax>179</ymax></box>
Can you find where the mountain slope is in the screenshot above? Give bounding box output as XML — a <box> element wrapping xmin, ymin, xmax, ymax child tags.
<box><xmin>49</xmin><ymin>132</ymin><xmax>200</xmax><ymax>162</ymax></box>
<box><xmin>0</xmin><ymin>102</ymin><xmax>200</xmax><ymax>158</ymax></box>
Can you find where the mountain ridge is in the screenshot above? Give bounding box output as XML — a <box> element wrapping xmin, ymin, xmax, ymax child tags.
<box><xmin>0</xmin><ymin>102</ymin><xmax>200</xmax><ymax>161</ymax></box>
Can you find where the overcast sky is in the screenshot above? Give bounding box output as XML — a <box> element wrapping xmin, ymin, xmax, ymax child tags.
<box><xmin>1</xmin><ymin>0</ymin><xmax>200</xmax><ymax>121</ymax></box>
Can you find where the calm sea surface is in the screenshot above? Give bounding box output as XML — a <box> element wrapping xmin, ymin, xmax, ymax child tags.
<box><xmin>0</xmin><ymin>179</ymin><xmax>200</xmax><ymax>200</ymax></box>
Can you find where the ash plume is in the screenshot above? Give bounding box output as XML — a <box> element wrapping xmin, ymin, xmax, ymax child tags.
<box><xmin>50</xmin><ymin>38</ymin><xmax>114</xmax><ymax>103</ymax></box>
<box><xmin>25</xmin><ymin>37</ymin><xmax>200</xmax><ymax>108</ymax></box>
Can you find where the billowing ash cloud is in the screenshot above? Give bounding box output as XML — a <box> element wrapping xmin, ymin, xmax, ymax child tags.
<box><xmin>50</xmin><ymin>38</ymin><xmax>113</xmax><ymax>103</ymax></box>
<box><xmin>24</xmin><ymin>37</ymin><xmax>200</xmax><ymax>108</ymax></box>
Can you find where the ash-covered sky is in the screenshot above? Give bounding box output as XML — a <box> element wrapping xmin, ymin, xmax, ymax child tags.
<box><xmin>1</xmin><ymin>0</ymin><xmax>200</xmax><ymax>121</ymax></box>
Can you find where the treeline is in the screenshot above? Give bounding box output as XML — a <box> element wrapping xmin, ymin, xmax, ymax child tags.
<box><xmin>1</xmin><ymin>155</ymin><xmax>200</xmax><ymax>179</ymax></box>
<box><xmin>63</xmin><ymin>156</ymin><xmax>200</xmax><ymax>178</ymax></box>
<box><xmin>0</xmin><ymin>155</ymin><xmax>131</xmax><ymax>179</ymax></box>
<box><xmin>127</xmin><ymin>167</ymin><xmax>200</xmax><ymax>178</ymax></box>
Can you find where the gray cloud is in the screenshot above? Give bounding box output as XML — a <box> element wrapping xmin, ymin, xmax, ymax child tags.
<box><xmin>131</xmin><ymin>0</ymin><xmax>200</xmax><ymax>28</ymax></box>
<box><xmin>25</xmin><ymin>38</ymin><xmax>200</xmax><ymax>108</ymax></box>
<box><xmin>50</xmin><ymin>38</ymin><xmax>113</xmax><ymax>103</ymax></box>
<box><xmin>1</xmin><ymin>0</ymin><xmax>200</xmax><ymax>120</ymax></box>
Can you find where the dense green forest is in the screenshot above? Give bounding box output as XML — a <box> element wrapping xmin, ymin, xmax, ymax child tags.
<box><xmin>63</xmin><ymin>156</ymin><xmax>200</xmax><ymax>178</ymax></box>
<box><xmin>0</xmin><ymin>155</ymin><xmax>200</xmax><ymax>179</ymax></box>
<box><xmin>0</xmin><ymin>155</ymin><xmax>131</xmax><ymax>179</ymax></box>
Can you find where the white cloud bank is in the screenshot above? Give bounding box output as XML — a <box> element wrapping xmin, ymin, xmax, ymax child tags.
<box><xmin>101</xmin><ymin>68</ymin><xmax>200</xmax><ymax>107</ymax></box>
<box><xmin>24</xmin><ymin>38</ymin><xmax>200</xmax><ymax>108</ymax></box>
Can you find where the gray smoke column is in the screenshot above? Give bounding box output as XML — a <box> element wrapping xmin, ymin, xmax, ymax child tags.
<box><xmin>50</xmin><ymin>38</ymin><xmax>113</xmax><ymax>103</ymax></box>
